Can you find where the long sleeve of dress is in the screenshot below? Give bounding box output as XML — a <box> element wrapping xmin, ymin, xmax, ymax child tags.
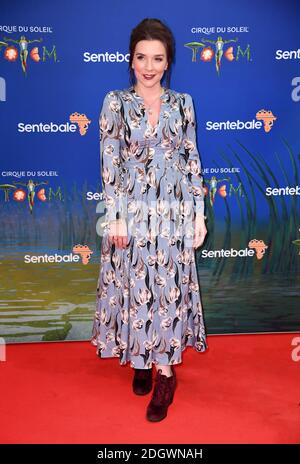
<box><xmin>180</xmin><ymin>93</ymin><xmax>205</xmax><ymax>217</ymax></box>
<box><xmin>99</xmin><ymin>91</ymin><xmax>126</xmax><ymax>223</ymax></box>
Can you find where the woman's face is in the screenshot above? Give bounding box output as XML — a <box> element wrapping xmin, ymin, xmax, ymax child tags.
<box><xmin>132</xmin><ymin>39</ymin><xmax>168</xmax><ymax>90</ymax></box>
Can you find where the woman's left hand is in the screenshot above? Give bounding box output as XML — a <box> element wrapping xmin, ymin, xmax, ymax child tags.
<box><xmin>193</xmin><ymin>214</ymin><xmax>207</xmax><ymax>249</ymax></box>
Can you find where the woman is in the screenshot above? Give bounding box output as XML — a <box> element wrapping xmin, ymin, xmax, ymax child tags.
<box><xmin>91</xmin><ymin>18</ymin><xmax>208</xmax><ymax>422</ymax></box>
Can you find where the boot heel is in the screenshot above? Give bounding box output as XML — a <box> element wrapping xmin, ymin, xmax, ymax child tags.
<box><xmin>169</xmin><ymin>369</ymin><xmax>176</xmax><ymax>404</ymax></box>
<box><xmin>169</xmin><ymin>382</ymin><xmax>176</xmax><ymax>404</ymax></box>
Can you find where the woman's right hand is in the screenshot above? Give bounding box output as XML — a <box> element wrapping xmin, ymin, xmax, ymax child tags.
<box><xmin>108</xmin><ymin>219</ymin><xmax>128</xmax><ymax>249</ymax></box>
<box><xmin>193</xmin><ymin>214</ymin><xmax>207</xmax><ymax>249</ymax></box>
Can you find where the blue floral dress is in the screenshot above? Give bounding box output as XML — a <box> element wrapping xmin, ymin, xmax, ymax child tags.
<box><xmin>91</xmin><ymin>85</ymin><xmax>208</xmax><ymax>369</ymax></box>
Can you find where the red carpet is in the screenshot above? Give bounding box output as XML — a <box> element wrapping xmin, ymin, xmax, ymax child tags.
<box><xmin>0</xmin><ymin>333</ymin><xmax>299</xmax><ymax>444</ymax></box>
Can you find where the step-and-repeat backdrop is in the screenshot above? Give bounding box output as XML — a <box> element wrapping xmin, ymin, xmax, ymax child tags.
<box><xmin>0</xmin><ymin>0</ymin><xmax>299</xmax><ymax>344</ymax></box>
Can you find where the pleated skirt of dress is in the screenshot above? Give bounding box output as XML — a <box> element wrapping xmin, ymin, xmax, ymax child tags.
<box><xmin>91</xmin><ymin>159</ymin><xmax>208</xmax><ymax>369</ymax></box>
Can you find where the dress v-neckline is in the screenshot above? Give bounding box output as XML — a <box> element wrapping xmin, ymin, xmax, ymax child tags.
<box><xmin>129</xmin><ymin>85</ymin><xmax>169</xmax><ymax>130</ymax></box>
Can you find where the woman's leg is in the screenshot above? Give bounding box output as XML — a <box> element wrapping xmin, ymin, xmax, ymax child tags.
<box><xmin>155</xmin><ymin>364</ymin><xmax>173</xmax><ymax>377</ymax></box>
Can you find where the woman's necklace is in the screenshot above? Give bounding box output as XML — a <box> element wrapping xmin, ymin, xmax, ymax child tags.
<box><xmin>134</xmin><ymin>87</ymin><xmax>165</xmax><ymax>114</ymax></box>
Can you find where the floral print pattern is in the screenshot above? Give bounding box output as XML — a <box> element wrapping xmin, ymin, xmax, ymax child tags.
<box><xmin>91</xmin><ymin>85</ymin><xmax>208</xmax><ymax>369</ymax></box>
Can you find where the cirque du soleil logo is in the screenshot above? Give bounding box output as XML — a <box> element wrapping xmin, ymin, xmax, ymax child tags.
<box><xmin>0</xmin><ymin>175</ymin><xmax>246</xmax><ymax>213</ymax></box>
<box><xmin>0</xmin><ymin>35</ymin><xmax>58</xmax><ymax>75</ymax></box>
<box><xmin>184</xmin><ymin>36</ymin><xmax>251</xmax><ymax>75</ymax></box>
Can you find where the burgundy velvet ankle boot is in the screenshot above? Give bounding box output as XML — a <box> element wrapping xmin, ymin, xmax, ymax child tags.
<box><xmin>146</xmin><ymin>367</ymin><xmax>177</xmax><ymax>422</ymax></box>
<box><xmin>132</xmin><ymin>367</ymin><xmax>153</xmax><ymax>395</ymax></box>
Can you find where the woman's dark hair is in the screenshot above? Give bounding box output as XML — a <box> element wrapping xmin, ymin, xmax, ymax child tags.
<box><xmin>128</xmin><ymin>18</ymin><xmax>175</xmax><ymax>89</ymax></box>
